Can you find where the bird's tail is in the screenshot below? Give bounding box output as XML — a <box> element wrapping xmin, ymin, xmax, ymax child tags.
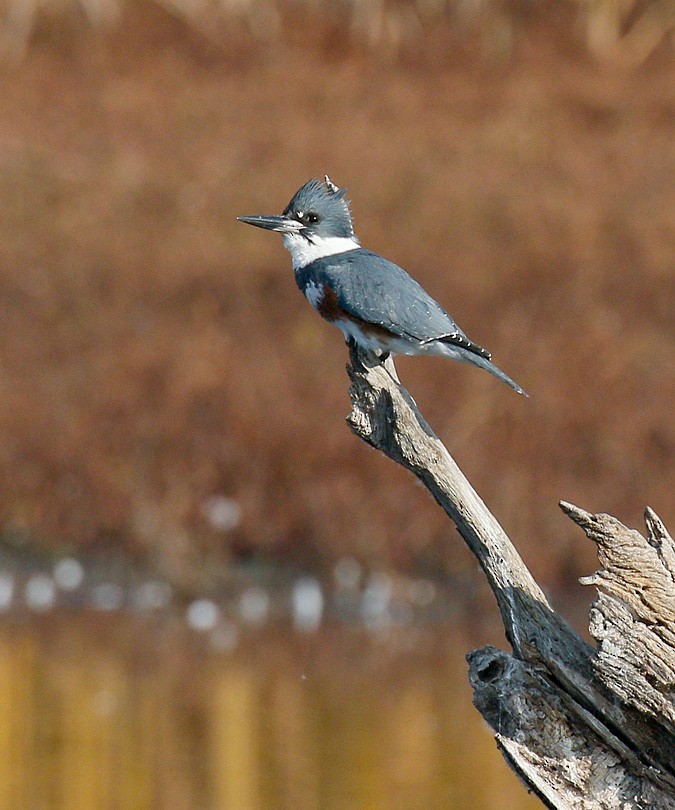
<box><xmin>458</xmin><ymin>351</ymin><xmax>528</xmax><ymax>396</ymax></box>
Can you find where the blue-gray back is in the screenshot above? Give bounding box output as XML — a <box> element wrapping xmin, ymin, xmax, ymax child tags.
<box><xmin>296</xmin><ymin>248</ymin><xmax>466</xmax><ymax>343</ymax></box>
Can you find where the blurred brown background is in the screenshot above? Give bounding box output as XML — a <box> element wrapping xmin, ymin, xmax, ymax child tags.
<box><xmin>0</xmin><ymin>0</ymin><xmax>672</xmax><ymax>596</ymax></box>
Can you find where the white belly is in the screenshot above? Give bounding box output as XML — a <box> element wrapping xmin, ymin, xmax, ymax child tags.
<box><xmin>333</xmin><ymin>319</ymin><xmax>470</xmax><ymax>362</ymax></box>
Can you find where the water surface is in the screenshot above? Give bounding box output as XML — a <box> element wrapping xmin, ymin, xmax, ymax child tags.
<box><xmin>0</xmin><ymin>614</ymin><xmax>542</xmax><ymax>809</ymax></box>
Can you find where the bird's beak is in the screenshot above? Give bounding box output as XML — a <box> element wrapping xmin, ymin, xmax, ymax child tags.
<box><xmin>237</xmin><ymin>215</ymin><xmax>303</xmax><ymax>234</ymax></box>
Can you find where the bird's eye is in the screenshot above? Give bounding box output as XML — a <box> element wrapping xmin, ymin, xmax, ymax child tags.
<box><xmin>306</xmin><ymin>212</ymin><xmax>319</xmax><ymax>223</ymax></box>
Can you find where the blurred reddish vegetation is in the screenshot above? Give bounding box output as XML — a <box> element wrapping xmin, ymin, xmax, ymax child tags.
<box><xmin>0</xmin><ymin>2</ymin><xmax>672</xmax><ymax>592</ymax></box>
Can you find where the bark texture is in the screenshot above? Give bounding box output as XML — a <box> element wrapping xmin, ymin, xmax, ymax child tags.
<box><xmin>346</xmin><ymin>345</ymin><xmax>675</xmax><ymax>810</ymax></box>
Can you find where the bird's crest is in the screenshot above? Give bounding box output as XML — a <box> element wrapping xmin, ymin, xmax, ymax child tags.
<box><xmin>322</xmin><ymin>175</ymin><xmax>353</xmax><ymax>236</ymax></box>
<box><xmin>324</xmin><ymin>175</ymin><xmax>340</xmax><ymax>195</ymax></box>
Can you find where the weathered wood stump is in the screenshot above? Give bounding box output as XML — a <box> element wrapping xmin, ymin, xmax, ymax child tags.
<box><xmin>346</xmin><ymin>345</ymin><xmax>674</xmax><ymax>810</ymax></box>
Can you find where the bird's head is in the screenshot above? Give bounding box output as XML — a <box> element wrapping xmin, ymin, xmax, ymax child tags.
<box><xmin>238</xmin><ymin>176</ymin><xmax>360</xmax><ymax>268</ymax></box>
<box><xmin>238</xmin><ymin>176</ymin><xmax>355</xmax><ymax>241</ymax></box>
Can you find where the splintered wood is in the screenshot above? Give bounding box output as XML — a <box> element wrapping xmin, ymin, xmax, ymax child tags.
<box><xmin>346</xmin><ymin>345</ymin><xmax>675</xmax><ymax>810</ymax></box>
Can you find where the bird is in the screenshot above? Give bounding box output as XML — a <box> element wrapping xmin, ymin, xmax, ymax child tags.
<box><xmin>238</xmin><ymin>176</ymin><xmax>527</xmax><ymax>395</ymax></box>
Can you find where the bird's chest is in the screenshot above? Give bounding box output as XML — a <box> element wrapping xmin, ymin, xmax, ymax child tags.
<box><xmin>296</xmin><ymin>271</ymin><xmax>397</xmax><ymax>354</ymax></box>
<box><xmin>302</xmin><ymin>279</ymin><xmax>343</xmax><ymax>322</ymax></box>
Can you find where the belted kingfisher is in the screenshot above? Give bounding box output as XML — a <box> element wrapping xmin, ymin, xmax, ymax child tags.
<box><xmin>238</xmin><ymin>176</ymin><xmax>526</xmax><ymax>395</ymax></box>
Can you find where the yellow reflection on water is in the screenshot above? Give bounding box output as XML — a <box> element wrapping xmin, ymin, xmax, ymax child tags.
<box><xmin>212</xmin><ymin>665</ymin><xmax>261</xmax><ymax>810</ymax></box>
<box><xmin>0</xmin><ymin>616</ymin><xmax>542</xmax><ymax>810</ymax></box>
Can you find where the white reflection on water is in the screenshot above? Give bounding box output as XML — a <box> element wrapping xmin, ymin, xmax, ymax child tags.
<box><xmin>187</xmin><ymin>598</ymin><xmax>220</xmax><ymax>631</ymax></box>
<box><xmin>292</xmin><ymin>577</ymin><xmax>323</xmax><ymax>632</ymax></box>
<box><xmin>53</xmin><ymin>558</ymin><xmax>84</xmax><ymax>592</ymax></box>
<box><xmin>238</xmin><ymin>586</ymin><xmax>270</xmax><ymax>626</ymax></box>
<box><xmin>25</xmin><ymin>574</ymin><xmax>56</xmax><ymax>612</ymax></box>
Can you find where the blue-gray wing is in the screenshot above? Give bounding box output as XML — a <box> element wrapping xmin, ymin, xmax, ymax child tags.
<box><xmin>311</xmin><ymin>249</ymin><xmax>491</xmax><ymax>359</ymax></box>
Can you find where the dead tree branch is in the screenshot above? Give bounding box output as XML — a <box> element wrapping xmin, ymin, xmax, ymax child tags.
<box><xmin>346</xmin><ymin>344</ymin><xmax>675</xmax><ymax>810</ymax></box>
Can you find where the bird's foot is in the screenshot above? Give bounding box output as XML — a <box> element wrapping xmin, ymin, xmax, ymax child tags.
<box><xmin>347</xmin><ymin>337</ymin><xmax>367</xmax><ymax>372</ymax></box>
<box><xmin>346</xmin><ymin>340</ymin><xmax>393</xmax><ymax>374</ymax></box>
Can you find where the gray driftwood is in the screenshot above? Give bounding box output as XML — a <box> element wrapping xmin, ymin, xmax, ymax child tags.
<box><xmin>346</xmin><ymin>344</ymin><xmax>675</xmax><ymax>810</ymax></box>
